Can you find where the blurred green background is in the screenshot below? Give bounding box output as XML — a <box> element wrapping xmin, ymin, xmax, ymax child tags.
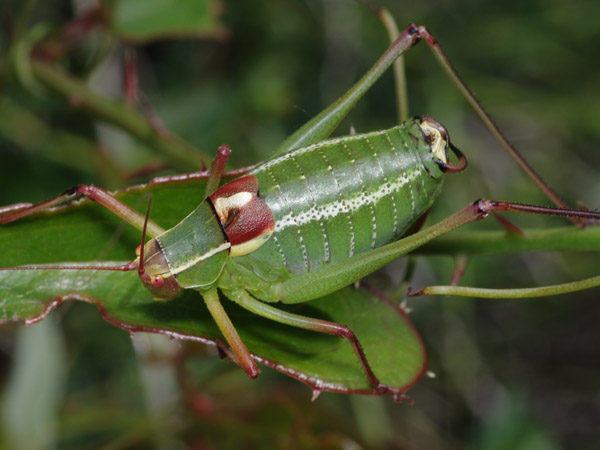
<box><xmin>0</xmin><ymin>0</ymin><xmax>599</xmax><ymax>448</ymax></box>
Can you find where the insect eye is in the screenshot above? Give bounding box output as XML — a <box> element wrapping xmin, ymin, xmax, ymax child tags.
<box><xmin>151</xmin><ymin>275</ymin><xmax>164</xmax><ymax>288</ymax></box>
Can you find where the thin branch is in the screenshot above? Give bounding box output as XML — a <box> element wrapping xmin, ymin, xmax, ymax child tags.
<box><xmin>30</xmin><ymin>60</ymin><xmax>207</xmax><ymax>170</ymax></box>
<box><xmin>415</xmin><ymin>226</ymin><xmax>600</xmax><ymax>255</ymax></box>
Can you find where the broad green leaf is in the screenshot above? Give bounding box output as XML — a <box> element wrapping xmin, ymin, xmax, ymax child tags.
<box><xmin>110</xmin><ymin>0</ymin><xmax>228</xmax><ymax>42</ymax></box>
<box><xmin>0</xmin><ymin>178</ymin><xmax>426</xmax><ymax>397</ymax></box>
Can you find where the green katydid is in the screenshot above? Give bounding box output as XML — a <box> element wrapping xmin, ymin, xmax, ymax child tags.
<box><xmin>1</xmin><ymin>22</ymin><xmax>599</xmax><ymax>401</ymax></box>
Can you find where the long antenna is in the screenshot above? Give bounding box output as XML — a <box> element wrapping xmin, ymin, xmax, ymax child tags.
<box><xmin>137</xmin><ymin>197</ymin><xmax>152</xmax><ymax>280</ymax></box>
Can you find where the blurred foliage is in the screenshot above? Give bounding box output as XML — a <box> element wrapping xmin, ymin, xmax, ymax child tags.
<box><xmin>110</xmin><ymin>0</ymin><xmax>228</xmax><ymax>41</ymax></box>
<box><xmin>0</xmin><ymin>0</ymin><xmax>599</xmax><ymax>449</ymax></box>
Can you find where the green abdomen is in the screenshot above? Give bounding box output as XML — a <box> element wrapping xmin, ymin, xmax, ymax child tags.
<box><xmin>242</xmin><ymin>119</ymin><xmax>445</xmax><ymax>275</ymax></box>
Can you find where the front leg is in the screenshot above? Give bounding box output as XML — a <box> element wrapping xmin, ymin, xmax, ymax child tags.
<box><xmin>199</xmin><ymin>288</ymin><xmax>260</xmax><ymax>378</ymax></box>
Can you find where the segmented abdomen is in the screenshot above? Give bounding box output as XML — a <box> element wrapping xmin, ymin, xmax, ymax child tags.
<box><xmin>248</xmin><ymin>119</ymin><xmax>444</xmax><ymax>275</ymax></box>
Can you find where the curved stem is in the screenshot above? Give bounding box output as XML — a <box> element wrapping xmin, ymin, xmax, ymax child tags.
<box><xmin>419</xmin><ymin>275</ymin><xmax>600</xmax><ymax>298</ymax></box>
<box><xmin>375</xmin><ymin>7</ymin><xmax>408</xmax><ymax>123</ymax></box>
<box><xmin>30</xmin><ymin>61</ymin><xmax>206</xmax><ymax>170</ymax></box>
<box><xmin>415</xmin><ymin>226</ymin><xmax>600</xmax><ymax>255</ymax></box>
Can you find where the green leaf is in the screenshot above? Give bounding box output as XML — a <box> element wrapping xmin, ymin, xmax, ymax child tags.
<box><xmin>0</xmin><ymin>179</ymin><xmax>426</xmax><ymax>397</ymax></box>
<box><xmin>110</xmin><ymin>0</ymin><xmax>228</xmax><ymax>42</ymax></box>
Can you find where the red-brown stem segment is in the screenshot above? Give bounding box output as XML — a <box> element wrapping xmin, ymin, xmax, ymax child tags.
<box><xmin>487</xmin><ymin>201</ymin><xmax>600</xmax><ymax>220</ymax></box>
<box><xmin>0</xmin><ymin>166</ymin><xmax>257</xmax><ymax>220</ymax></box>
<box><xmin>0</xmin><ymin>184</ymin><xmax>165</xmax><ymax>239</ymax></box>
<box><xmin>123</xmin><ymin>162</ymin><xmax>171</xmax><ymax>181</ymax></box>
<box><xmin>204</xmin><ymin>145</ymin><xmax>232</xmax><ymax>199</ymax></box>
<box><xmin>0</xmin><ymin>203</ymin><xmax>33</xmax><ymax>215</ymax></box>
<box><xmin>493</xmin><ymin>213</ymin><xmax>525</xmax><ymax>236</ymax></box>
<box><xmin>124</xmin><ymin>48</ymin><xmax>138</xmax><ymax>109</ymax></box>
<box><xmin>142</xmin><ymin>165</ymin><xmax>256</xmax><ymax>188</ymax></box>
<box><xmin>450</xmin><ymin>255</ymin><xmax>470</xmax><ymax>286</ymax></box>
